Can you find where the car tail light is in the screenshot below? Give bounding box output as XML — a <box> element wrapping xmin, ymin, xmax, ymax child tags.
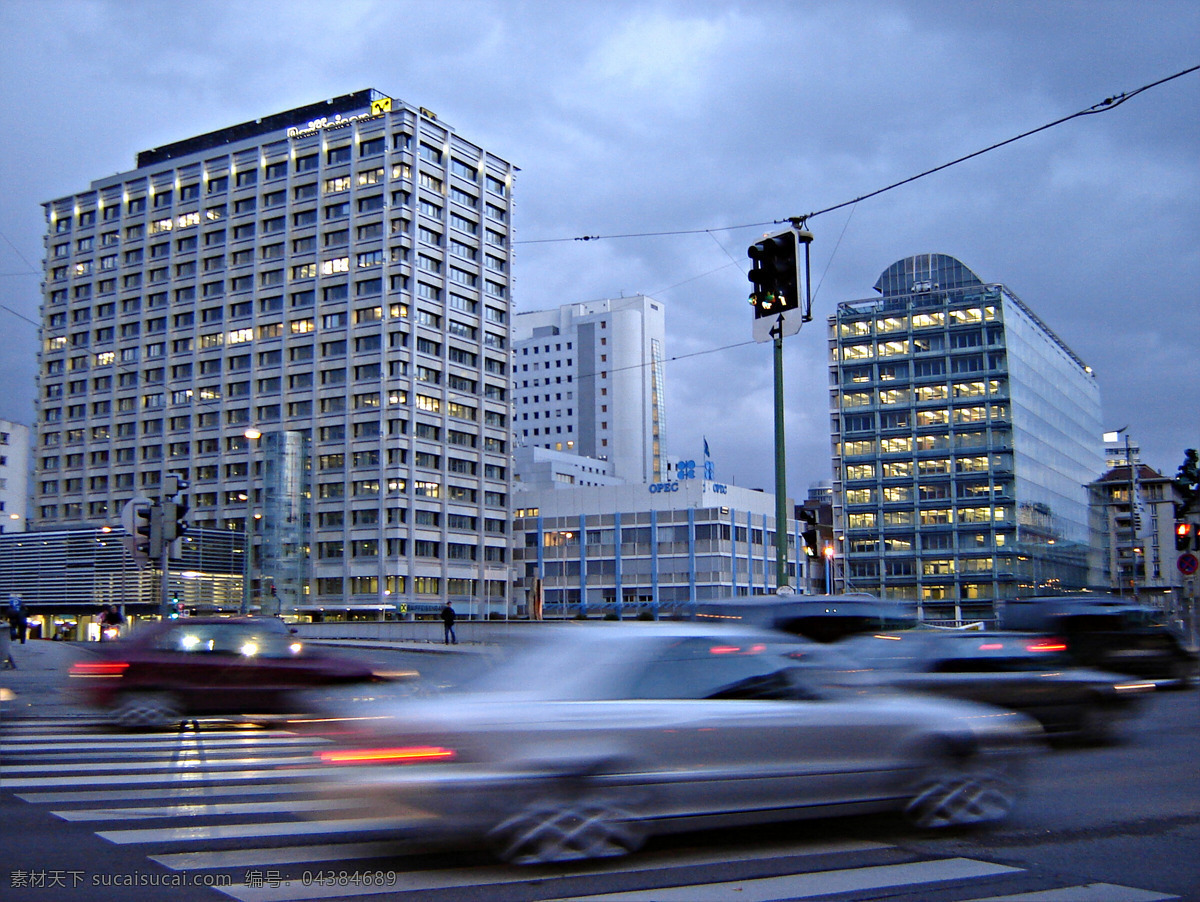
<box><xmin>1026</xmin><ymin>638</ymin><xmax>1068</xmax><ymax>653</ymax></box>
<box><xmin>317</xmin><ymin>746</ymin><xmax>457</xmax><ymax>765</ymax></box>
<box><xmin>709</xmin><ymin>643</ymin><xmax>767</xmax><ymax>655</ymax></box>
<box><xmin>69</xmin><ymin>661</ymin><xmax>129</xmax><ymax>679</ymax></box>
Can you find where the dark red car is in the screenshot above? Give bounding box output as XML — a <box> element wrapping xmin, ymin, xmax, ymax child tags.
<box><xmin>70</xmin><ymin>617</ymin><xmax>381</xmax><ymax>728</ymax></box>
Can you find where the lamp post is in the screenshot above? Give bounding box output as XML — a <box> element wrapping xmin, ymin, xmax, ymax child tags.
<box><xmin>823</xmin><ymin>543</ymin><xmax>835</xmax><ymax>595</ymax></box>
<box><xmin>560</xmin><ymin>531</ymin><xmax>573</xmax><ymax>617</ymax></box>
<box><xmin>240</xmin><ymin>428</ymin><xmax>261</xmax><ymax>615</ymax></box>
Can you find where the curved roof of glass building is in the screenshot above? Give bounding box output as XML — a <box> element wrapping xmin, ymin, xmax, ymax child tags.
<box><xmin>873</xmin><ymin>253</ymin><xmax>984</xmax><ymax>297</ymax></box>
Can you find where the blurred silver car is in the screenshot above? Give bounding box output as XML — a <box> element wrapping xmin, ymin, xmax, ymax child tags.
<box><xmin>311</xmin><ymin>622</ymin><xmax>1040</xmax><ymax>864</ymax></box>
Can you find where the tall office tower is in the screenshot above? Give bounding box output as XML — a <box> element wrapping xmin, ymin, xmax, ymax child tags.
<box><xmin>512</xmin><ymin>295</ymin><xmax>668</xmax><ymax>484</ymax></box>
<box><xmin>829</xmin><ymin>254</ymin><xmax>1104</xmax><ymax>622</ymax></box>
<box><xmin>35</xmin><ymin>90</ymin><xmax>516</xmax><ymax>615</ymax></box>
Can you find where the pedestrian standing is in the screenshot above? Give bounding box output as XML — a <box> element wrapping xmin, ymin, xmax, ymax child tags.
<box><xmin>0</xmin><ymin>615</ymin><xmax>15</xmax><ymax>669</ymax></box>
<box><xmin>441</xmin><ymin>602</ymin><xmax>458</xmax><ymax>645</ymax></box>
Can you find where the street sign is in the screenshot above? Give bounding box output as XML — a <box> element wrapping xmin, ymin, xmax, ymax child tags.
<box><xmin>752</xmin><ymin>308</ymin><xmax>804</xmax><ymax>343</ymax></box>
<box><xmin>1179</xmin><ymin>553</ymin><xmax>1199</xmax><ymax>575</ymax></box>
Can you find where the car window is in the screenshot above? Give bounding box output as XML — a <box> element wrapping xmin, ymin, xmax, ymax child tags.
<box><xmin>151</xmin><ymin>623</ymin><xmax>299</xmax><ymax>658</ymax></box>
<box><xmin>628</xmin><ymin>637</ymin><xmax>816</xmax><ymax>700</ymax></box>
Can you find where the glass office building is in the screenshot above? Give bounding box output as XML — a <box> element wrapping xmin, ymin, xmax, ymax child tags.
<box><xmin>829</xmin><ymin>254</ymin><xmax>1104</xmax><ymax>622</ymax></box>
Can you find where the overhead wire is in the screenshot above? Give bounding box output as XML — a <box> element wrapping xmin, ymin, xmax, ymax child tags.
<box><xmin>515</xmin><ymin>64</ymin><xmax>1199</xmax><ymax>245</ymax></box>
<box><xmin>517</xmin><ymin>64</ymin><xmax>1200</xmax><ymax>369</ymax></box>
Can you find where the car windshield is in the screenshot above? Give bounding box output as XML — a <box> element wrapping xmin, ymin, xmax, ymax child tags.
<box><xmin>459</xmin><ymin>630</ymin><xmax>852</xmax><ymax>702</ymax></box>
<box><xmin>150</xmin><ymin>623</ymin><xmax>301</xmax><ymax>658</ymax></box>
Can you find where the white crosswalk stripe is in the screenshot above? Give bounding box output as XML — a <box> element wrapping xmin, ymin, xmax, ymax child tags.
<box><xmin>2</xmin><ymin>720</ymin><xmax>1180</xmax><ymax>902</ymax></box>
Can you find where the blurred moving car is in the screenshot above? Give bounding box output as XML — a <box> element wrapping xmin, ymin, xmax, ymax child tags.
<box><xmin>836</xmin><ymin>631</ymin><xmax>1156</xmax><ymax>744</ymax></box>
<box><xmin>70</xmin><ymin>617</ymin><xmax>383</xmax><ymax>728</ymax></box>
<box><xmin>311</xmin><ymin>622</ymin><xmax>1039</xmax><ymax>864</ymax></box>
<box><xmin>690</xmin><ymin>594</ymin><xmax>918</xmax><ymax>643</ymax></box>
<box><xmin>1000</xmin><ymin>595</ymin><xmax>1197</xmax><ymax>687</ymax></box>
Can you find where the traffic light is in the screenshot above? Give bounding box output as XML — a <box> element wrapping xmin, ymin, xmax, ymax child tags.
<box><xmin>802</xmin><ymin>528</ymin><xmax>819</xmax><ymax>558</ymax></box>
<box><xmin>161</xmin><ymin>497</ymin><xmax>189</xmax><ymax>544</ymax></box>
<box><xmin>127</xmin><ymin>500</ymin><xmax>155</xmax><ymax>567</ymax></box>
<box><xmin>1178</xmin><ymin>522</ymin><xmax>1197</xmax><ymax>551</ymax></box>
<box><xmin>748</xmin><ymin>230</ymin><xmax>801</xmax><ymax>317</ymax></box>
<box><xmin>161</xmin><ymin>475</ymin><xmax>190</xmax><ymax>546</ymax></box>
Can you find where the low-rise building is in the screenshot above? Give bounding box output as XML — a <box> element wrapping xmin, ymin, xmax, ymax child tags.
<box><xmin>513</xmin><ymin>478</ymin><xmax>812</xmax><ymax>618</ymax></box>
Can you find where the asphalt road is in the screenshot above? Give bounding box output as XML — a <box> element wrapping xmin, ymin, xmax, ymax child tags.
<box><xmin>1</xmin><ymin>641</ymin><xmax>1196</xmax><ymax>902</ymax></box>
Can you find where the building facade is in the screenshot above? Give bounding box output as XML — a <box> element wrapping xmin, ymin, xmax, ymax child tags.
<box><xmin>513</xmin><ymin>479</ymin><xmax>809</xmax><ymax>618</ymax></box>
<box><xmin>0</xmin><ymin>420</ymin><xmax>30</xmax><ymax>533</ymax></box>
<box><xmin>34</xmin><ymin>90</ymin><xmax>515</xmax><ymax>616</ymax></box>
<box><xmin>512</xmin><ymin>296</ymin><xmax>668</xmax><ymax>484</ymax></box>
<box><xmin>513</xmin><ymin>445</ymin><xmax>621</xmax><ymax>492</ymax></box>
<box><xmin>0</xmin><ymin>526</ymin><xmax>243</xmax><ymax>632</ymax></box>
<box><xmin>829</xmin><ymin>253</ymin><xmax>1104</xmax><ymax>622</ymax></box>
<box><xmin>1087</xmin><ymin>463</ymin><xmax>1184</xmax><ymax>602</ymax></box>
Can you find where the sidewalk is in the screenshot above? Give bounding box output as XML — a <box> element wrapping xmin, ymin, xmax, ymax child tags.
<box><xmin>0</xmin><ymin>638</ymin><xmax>97</xmax><ymax>718</ymax></box>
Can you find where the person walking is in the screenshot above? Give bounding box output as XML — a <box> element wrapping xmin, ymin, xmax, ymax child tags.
<box><xmin>440</xmin><ymin>602</ymin><xmax>457</xmax><ymax>645</ymax></box>
<box><xmin>8</xmin><ymin>598</ymin><xmax>27</xmax><ymax>644</ymax></box>
<box><xmin>99</xmin><ymin>605</ymin><xmax>125</xmax><ymax>641</ymax></box>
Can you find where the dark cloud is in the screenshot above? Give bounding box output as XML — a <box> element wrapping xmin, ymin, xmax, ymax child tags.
<box><xmin>0</xmin><ymin>0</ymin><xmax>1195</xmax><ymax>493</ymax></box>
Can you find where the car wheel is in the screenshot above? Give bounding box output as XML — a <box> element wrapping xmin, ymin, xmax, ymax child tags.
<box><xmin>1167</xmin><ymin>658</ymin><xmax>1196</xmax><ymax>689</ymax></box>
<box><xmin>488</xmin><ymin>796</ymin><xmax>646</xmax><ymax>865</ymax></box>
<box><xmin>904</xmin><ymin>755</ymin><xmax>1016</xmax><ymax>829</ymax></box>
<box><xmin>1076</xmin><ymin>704</ymin><xmax>1122</xmax><ymax>746</ymax></box>
<box><xmin>112</xmin><ymin>691</ymin><xmax>183</xmax><ymax>730</ymax></box>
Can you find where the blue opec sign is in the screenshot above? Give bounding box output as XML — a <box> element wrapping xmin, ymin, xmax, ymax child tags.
<box><xmin>677</xmin><ymin>459</ymin><xmax>715</xmax><ymax>481</ymax></box>
<box><xmin>649</xmin><ymin>459</ymin><xmax>726</xmax><ymax>495</ymax></box>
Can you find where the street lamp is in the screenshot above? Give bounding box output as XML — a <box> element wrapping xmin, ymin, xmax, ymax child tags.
<box><xmin>560</xmin><ymin>531</ymin><xmax>573</xmax><ymax>617</ymax></box>
<box><xmin>240</xmin><ymin>428</ymin><xmax>262</xmax><ymax>614</ymax></box>
<box><xmin>823</xmin><ymin>543</ymin><xmax>835</xmax><ymax>595</ymax></box>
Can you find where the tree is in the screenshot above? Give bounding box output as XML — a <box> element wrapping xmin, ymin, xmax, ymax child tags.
<box><xmin>1174</xmin><ymin>448</ymin><xmax>1199</xmax><ymax>512</ymax></box>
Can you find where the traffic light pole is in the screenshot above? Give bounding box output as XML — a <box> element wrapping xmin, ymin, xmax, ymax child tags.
<box><xmin>747</xmin><ymin>225</ymin><xmax>814</xmax><ymax>593</ymax></box>
<box><xmin>158</xmin><ymin>505</ymin><xmax>172</xmax><ymax>619</ymax></box>
<box><xmin>772</xmin><ymin>320</ymin><xmax>789</xmax><ymax>591</ymax></box>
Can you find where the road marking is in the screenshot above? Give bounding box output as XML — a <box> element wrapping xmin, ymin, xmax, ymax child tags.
<box><xmin>208</xmin><ymin>839</ymin><xmax>896</xmax><ymax>902</ymax></box>
<box><xmin>53</xmin><ymin>797</ymin><xmax>358</xmax><ymax>821</ymax></box>
<box><xmin>2</xmin><ymin>765</ymin><xmax>344</xmax><ymax>789</ymax></box>
<box><xmin>150</xmin><ymin>840</ymin><xmax>415</xmax><ymax>871</ymax></box>
<box><xmin>963</xmin><ymin>882</ymin><xmax>1178</xmax><ymax>901</ymax></box>
<box><xmin>3</xmin><ymin>754</ymin><xmax>318</xmax><ymax>774</ymax></box>
<box><xmin>96</xmin><ymin>815</ymin><xmax>425</xmax><ymax>845</ymax></box>
<box><xmin>18</xmin><ymin>782</ymin><xmax>321</xmax><ymax>804</ymax></box>
<box><xmin>547</xmin><ymin>858</ymin><xmax>1020</xmax><ymax>901</ymax></box>
<box><xmin>155</xmin><ymin>836</ymin><xmax>890</xmax><ymax>874</ymax></box>
<box><xmin>2</xmin><ymin>735</ymin><xmax>318</xmax><ymax>753</ymax></box>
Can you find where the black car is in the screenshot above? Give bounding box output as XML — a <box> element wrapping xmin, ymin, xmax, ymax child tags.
<box><xmin>836</xmin><ymin>630</ymin><xmax>1156</xmax><ymax>744</ymax></box>
<box><xmin>1000</xmin><ymin>596</ymin><xmax>1197</xmax><ymax>687</ymax></box>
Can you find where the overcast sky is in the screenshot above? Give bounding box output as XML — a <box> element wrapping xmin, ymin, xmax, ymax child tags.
<box><xmin>1</xmin><ymin>0</ymin><xmax>1196</xmax><ymax>496</ymax></box>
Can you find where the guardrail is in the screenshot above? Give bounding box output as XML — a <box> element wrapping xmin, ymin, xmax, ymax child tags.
<box><xmin>296</xmin><ymin>618</ymin><xmax>541</xmax><ymax>645</ymax></box>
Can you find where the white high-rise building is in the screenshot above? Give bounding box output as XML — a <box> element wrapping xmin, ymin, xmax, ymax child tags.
<box><xmin>34</xmin><ymin>90</ymin><xmax>516</xmax><ymax>615</ymax></box>
<box><xmin>513</xmin><ymin>295</ymin><xmax>668</xmax><ymax>485</ymax></box>
<box><xmin>0</xmin><ymin>420</ymin><xmax>30</xmax><ymax>533</ymax></box>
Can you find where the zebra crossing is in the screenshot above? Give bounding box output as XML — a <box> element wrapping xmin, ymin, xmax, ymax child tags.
<box><xmin>1</xmin><ymin>715</ymin><xmax>1179</xmax><ymax>902</ymax></box>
